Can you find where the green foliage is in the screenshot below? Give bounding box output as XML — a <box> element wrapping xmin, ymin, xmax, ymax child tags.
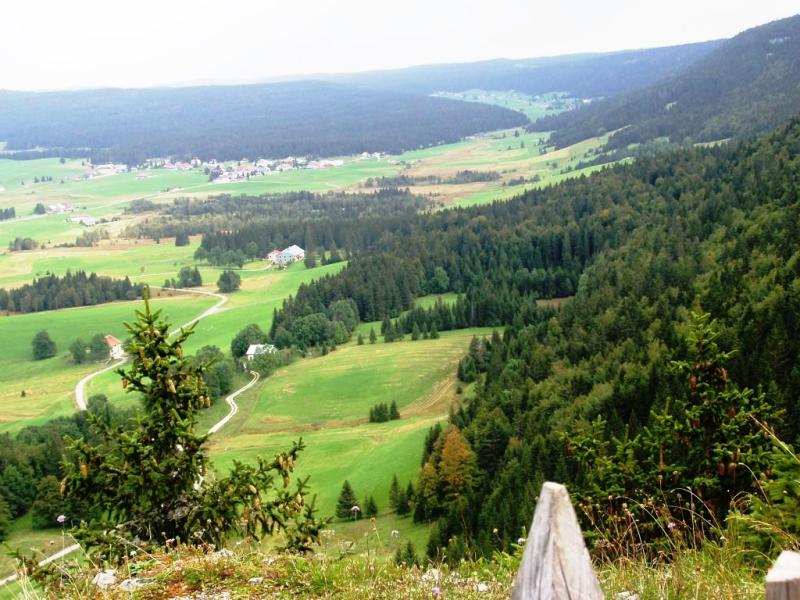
<box><xmin>0</xmin><ymin>496</ymin><xmax>11</xmax><ymax>542</ymax></box>
<box><xmin>216</xmin><ymin>269</ymin><xmax>241</xmax><ymax>293</ymax></box>
<box><xmin>231</xmin><ymin>323</ymin><xmax>269</xmax><ymax>358</ymax></box>
<box><xmin>31</xmin><ymin>330</ymin><xmax>57</xmax><ymax>360</ymax></box>
<box><xmin>88</xmin><ymin>333</ymin><xmax>109</xmax><ymax>362</ymax></box>
<box><xmin>250</xmin><ymin>348</ymin><xmax>293</xmax><ymax>378</ymax></box>
<box><xmin>69</xmin><ymin>338</ymin><xmax>88</xmax><ymax>363</ymax></box>
<box><xmin>368</xmin><ymin>402</ymin><xmax>400</xmax><ymax>423</ymax></box>
<box><xmin>364</xmin><ymin>495</ymin><xmax>378</xmax><ymax>517</ymax></box>
<box><xmin>395</xmin><ymin>540</ymin><xmax>419</xmax><ymax>567</ymax></box>
<box><xmin>62</xmin><ymin>291</ymin><xmax>324</xmax><ymax>562</ymax></box>
<box><xmin>335</xmin><ymin>480</ymin><xmax>359</xmax><ymax>520</ymax></box>
<box><xmin>174</xmin><ymin>231</ymin><xmax>190</xmax><ymax>246</ymax></box>
<box><xmin>30</xmin><ymin>476</ymin><xmax>69</xmax><ymax>530</ymax></box>
<box><xmin>190</xmin><ymin>345</ymin><xmax>236</xmax><ymax>400</ymax></box>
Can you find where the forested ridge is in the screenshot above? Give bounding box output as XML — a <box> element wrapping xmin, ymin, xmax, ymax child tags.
<box><xmin>0</xmin><ymin>81</ymin><xmax>526</xmax><ymax>164</ymax></box>
<box><xmin>538</xmin><ymin>14</ymin><xmax>800</xmax><ymax>151</ymax></box>
<box><xmin>264</xmin><ymin>117</ymin><xmax>800</xmax><ymax>557</ymax></box>
<box><xmin>327</xmin><ymin>41</ymin><xmax>721</xmax><ymax>99</ymax></box>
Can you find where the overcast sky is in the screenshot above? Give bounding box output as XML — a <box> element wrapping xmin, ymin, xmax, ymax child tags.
<box><xmin>2</xmin><ymin>1</ymin><xmax>798</xmax><ymax>91</ymax></box>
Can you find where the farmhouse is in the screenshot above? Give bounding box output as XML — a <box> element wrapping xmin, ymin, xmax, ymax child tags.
<box><xmin>245</xmin><ymin>344</ymin><xmax>277</xmax><ymax>361</ymax></box>
<box><xmin>275</xmin><ymin>245</ymin><xmax>305</xmax><ymax>266</ymax></box>
<box><xmin>104</xmin><ymin>335</ymin><xmax>125</xmax><ymax>360</ymax></box>
<box><xmin>266</xmin><ymin>249</ymin><xmax>282</xmax><ymax>263</ymax></box>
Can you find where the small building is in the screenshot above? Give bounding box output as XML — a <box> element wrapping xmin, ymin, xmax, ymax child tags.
<box><xmin>104</xmin><ymin>335</ymin><xmax>125</xmax><ymax>360</ymax></box>
<box><xmin>266</xmin><ymin>249</ymin><xmax>282</xmax><ymax>263</ymax></box>
<box><xmin>245</xmin><ymin>344</ymin><xmax>277</xmax><ymax>361</ymax></box>
<box><xmin>276</xmin><ymin>245</ymin><xmax>305</xmax><ymax>266</ymax></box>
<box><xmin>69</xmin><ymin>214</ymin><xmax>96</xmax><ymax>226</ymax></box>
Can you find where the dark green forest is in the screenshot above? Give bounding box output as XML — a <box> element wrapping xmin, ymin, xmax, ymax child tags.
<box><xmin>539</xmin><ymin>15</ymin><xmax>800</xmax><ymax>152</ymax></box>
<box><xmin>0</xmin><ymin>271</ymin><xmax>143</xmax><ymax>313</ymax></box>
<box><xmin>0</xmin><ymin>81</ymin><xmax>525</xmax><ymax>164</ymax></box>
<box><xmin>264</xmin><ymin>117</ymin><xmax>800</xmax><ymax>557</ymax></box>
<box><xmin>328</xmin><ymin>41</ymin><xmax>721</xmax><ymax>99</ymax></box>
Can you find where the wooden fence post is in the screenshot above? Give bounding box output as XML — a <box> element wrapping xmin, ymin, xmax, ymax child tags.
<box><xmin>511</xmin><ymin>481</ymin><xmax>604</xmax><ymax>600</ymax></box>
<box><xmin>766</xmin><ymin>550</ymin><xmax>800</xmax><ymax>600</ymax></box>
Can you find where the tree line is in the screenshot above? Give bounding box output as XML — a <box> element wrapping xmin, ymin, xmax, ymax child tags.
<box><xmin>256</xmin><ymin>117</ymin><xmax>800</xmax><ymax>560</ymax></box>
<box><xmin>0</xmin><ymin>271</ymin><xmax>143</xmax><ymax>313</ymax></box>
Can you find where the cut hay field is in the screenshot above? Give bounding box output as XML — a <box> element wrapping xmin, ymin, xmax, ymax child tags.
<box><xmin>206</xmin><ymin>328</ymin><xmax>496</xmax><ymax>520</ymax></box>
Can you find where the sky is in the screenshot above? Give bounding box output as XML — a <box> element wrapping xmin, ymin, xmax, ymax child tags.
<box><xmin>2</xmin><ymin>0</ymin><xmax>798</xmax><ymax>91</ymax></box>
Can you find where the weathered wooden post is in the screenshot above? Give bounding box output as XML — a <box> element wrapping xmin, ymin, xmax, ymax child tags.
<box><xmin>766</xmin><ymin>550</ymin><xmax>800</xmax><ymax>600</ymax></box>
<box><xmin>511</xmin><ymin>481</ymin><xmax>604</xmax><ymax>600</ymax></box>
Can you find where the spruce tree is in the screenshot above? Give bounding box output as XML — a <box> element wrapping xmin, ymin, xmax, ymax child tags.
<box><xmin>63</xmin><ymin>290</ymin><xmax>323</xmax><ymax>562</ymax></box>
<box><xmin>411</xmin><ymin>323</ymin><xmax>421</xmax><ymax>341</ymax></box>
<box><xmin>336</xmin><ymin>480</ymin><xmax>359</xmax><ymax>519</ymax></box>
<box><xmin>365</xmin><ymin>495</ymin><xmax>378</xmax><ymax>517</ymax></box>
<box><xmin>389</xmin><ymin>475</ymin><xmax>401</xmax><ymax>510</ymax></box>
<box><xmin>430</xmin><ymin>323</ymin><xmax>439</xmax><ymax>339</ymax></box>
<box><xmin>369</xmin><ymin>328</ymin><xmax>377</xmax><ymax>344</ymax></box>
<box><xmin>390</xmin><ymin>400</ymin><xmax>400</xmax><ymax>420</ymax></box>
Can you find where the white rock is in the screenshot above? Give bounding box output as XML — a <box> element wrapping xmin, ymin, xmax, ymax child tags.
<box><xmin>92</xmin><ymin>568</ymin><xmax>117</xmax><ymax>588</ymax></box>
<box><xmin>118</xmin><ymin>577</ymin><xmax>152</xmax><ymax>591</ymax></box>
<box><xmin>615</xmin><ymin>593</ymin><xmax>640</xmax><ymax>600</ymax></box>
<box><xmin>249</xmin><ymin>576</ymin><xmax>264</xmax><ymax>585</ymax></box>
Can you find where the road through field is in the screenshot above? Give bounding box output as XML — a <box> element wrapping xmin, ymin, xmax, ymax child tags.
<box><xmin>73</xmin><ymin>286</ymin><xmax>229</xmax><ymax>410</ymax></box>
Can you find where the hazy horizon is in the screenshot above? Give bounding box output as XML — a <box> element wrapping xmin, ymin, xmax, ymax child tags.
<box><xmin>1</xmin><ymin>1</ymin><xmax>798</xmax><ymax>92</ymax></box>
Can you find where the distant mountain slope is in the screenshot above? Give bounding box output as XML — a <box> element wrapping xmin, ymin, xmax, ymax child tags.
<box><xmin>539</xmin><ymin>15</ymin><xmax>800</xmax><ymax>149</ymax></box>
<box><xmin>0</xmin><ymin>81</ymin><xmax>526</xmax><ymax>164</ymax></box>
<box><xmin>324</xmin><ymin>41</ymin><xmax>722</xmax><ymax>99</ymax></box>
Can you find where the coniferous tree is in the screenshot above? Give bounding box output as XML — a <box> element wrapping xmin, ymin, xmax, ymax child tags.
<box><xmin>390</xmin><ymin>400</ymin><xmax>400</xmax><ymax>420</ymax></box>
<box><xmin>365</xmin><ymin>495</ymin><xmax>378</xmax><ymax>517</ymax></box>
<box><xmin>389</xmin><ymin>475</ymin><xmax>401</xmax><ymax>511</ymax></box>
<box><xmin>369</xmin><ymin>328</ymin><xmax>377</xmax><ymax>344</ymax></box>
<box><xmin>62</xmin><ymin>291</ymin><xmax>323</xmax><ymax>561</ymax></box>
<box><xmin>335</xmin><ymin>480</ymin><xmax>359</xmax><ymax>519</ymax></box>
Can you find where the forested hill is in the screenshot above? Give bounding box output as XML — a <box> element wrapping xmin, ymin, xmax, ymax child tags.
<box><xmin>324</xmin><ymin>41</ymin><xmax>722</xmax><ymax>99</ymax></box>
<box><xmin>259</xmin><ymin>116</ymin><xmax>800</xmax><ymax>557</ymax></box>
<box><xmin>0</xmin><ymin>81</ymin><xmax>526</xmax><ymax>164</ymax></box>
<box><xmin>539</xmin><ymin>14</ymin><xmax>800</xmax><ymax>149</ymax></box>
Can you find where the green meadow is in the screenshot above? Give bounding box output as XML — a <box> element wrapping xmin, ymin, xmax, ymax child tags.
<box><xmin>432</xmin><ymin>89</ymin><xmax>579</xmax><ymax>121</ymax></box>
<box><xmin>0</xmin><ymin>293</ymin><xmax>216</xmax><ymax>434</ymax></box>
<box><xmin>83</xmin><ymin>261</ymin><xmax>348</xmax><ymax>406</ymax></box>
<box><xmin>207</xmin><ymin>329</ymin><xmax>495</xmax><ymax>519</ymax></box>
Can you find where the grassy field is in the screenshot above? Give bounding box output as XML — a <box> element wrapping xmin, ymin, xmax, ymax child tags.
<box><xmin>83</xmin><ymin>261</ymin><xmax>348</xmax><ymax>407</ymax></box>
<box><xmin>0</xmin><ymin>292</ymin><xmax>216</xmax><ymax>434</ymax></box>
<box><xmin>207</xmin><ymin>329</ymin><xmax>495</xmax><ymax>520</ymax></box>
<box><xmin>0</xmin><ymin>125</ymin><xmax>606</xmax><ymax>250</ymax></box>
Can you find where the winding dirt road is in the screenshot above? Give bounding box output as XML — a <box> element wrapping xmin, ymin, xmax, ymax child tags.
<box><xmin>73</xmin><ymin>286</ymin><xmax>228</xmax><ymax>411</ymax></box>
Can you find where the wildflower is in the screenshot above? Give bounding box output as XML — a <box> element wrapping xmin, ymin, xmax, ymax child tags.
<box><xmin>517</xmin><ymin>537</ymin><xmax>526</xmax><ymax>545</ymax></box>
<box><xmin>666</xmin><ymin>521</ymin><xmax>676</xmax><ymax>531</ymax></box>
<box><xmin>431</xmin><ymin>586</ymin><xmax>442</xmax><ymax>598</ymax></box>
<box><xmin>391</xmin><ymin>529</ymin><xmax>400</xmax><ymax>538</ymax></box>
<box><xmin>476</xmin><ymin>582</ymin><xmax>489</xmax><ymax>592</ymax></box>
<box><xmin>57</xmin><ymin>514</ymin><xmax>66</xmax><ymax>524</ymax></box>
<box><xmin>492</xmin><ymin>528</ymin><xmax>498</xmax><ymax>534</ymax></box>
<box><xmin>350</xmin><ymin>505</ymin><xmax>361</xmax><ymax>513</ymax></box>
